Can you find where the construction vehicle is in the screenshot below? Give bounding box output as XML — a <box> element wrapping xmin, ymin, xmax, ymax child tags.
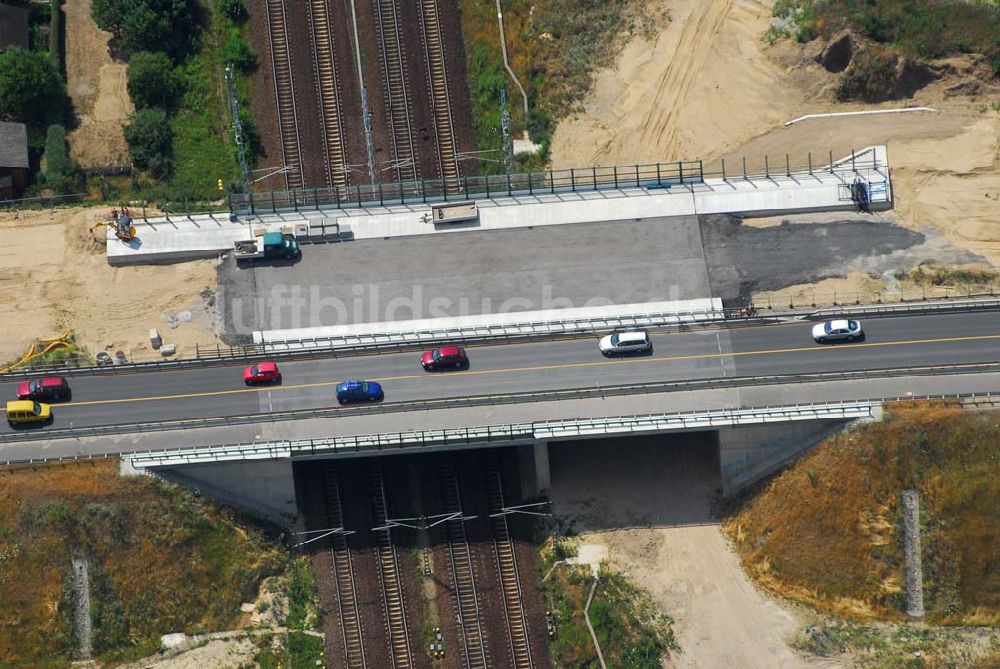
<box><xmin>234</xmin><ymin>231</ymin><xmax>300</xmax><ymax>266</ymax></box>
<box><xmin>91</xmin><ymin>208</ymin><xmax>137</xmax><ymax>242</ymax></box>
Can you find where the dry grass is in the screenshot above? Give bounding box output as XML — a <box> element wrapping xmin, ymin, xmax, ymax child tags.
<box><xmin>0</xmin><ymin>460</ymin><xmax>283</xmax><ymax>667</ymax></box>
<box><xmin>723</xmin><ymin>403</ymin><xmax>1000</xmax><ymax>625</ymax></box>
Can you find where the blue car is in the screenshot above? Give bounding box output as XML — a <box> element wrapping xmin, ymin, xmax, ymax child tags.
<box><xmin>336</xmin><ymin>380</ymin><xmax>384</xmax><ymax>405</ymax></box>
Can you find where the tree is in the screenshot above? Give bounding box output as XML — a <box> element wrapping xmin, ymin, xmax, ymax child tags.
<box><xmin>42</xmin><ymin>125</ymin><xmax>84</xmax><ymax>194</ymax></box>
<box><xmin>0</xmin><ymin>47</ymin><xmax>68</xmax><ymax>126</ymax></box>
<box><xmin>127</xmin><ymin>51</ymin><xmax>178</xmax><ymax>109</ymax></box>
<box><xmin>91</xmin><ymin>0</ymin><xmax>195</xmax><ymax>57</ymax></box>
<box><xmin>123</xmin><ymin>107</ymin><xmax>173</xmax><ymax>177</ymax></box>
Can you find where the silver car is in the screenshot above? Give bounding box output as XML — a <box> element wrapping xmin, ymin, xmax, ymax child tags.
<box><xmin>598</xmin><ymin>330</ymin><xmax>652</xmax><ymax>356</ymax></box>
<box><xmin>811</xmin><ymin>319</ymin><xmax>863</xmax><ymax>343</ymax></box>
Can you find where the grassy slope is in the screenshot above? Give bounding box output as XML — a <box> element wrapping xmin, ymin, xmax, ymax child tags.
<box><xmin>0</xmin><ymin>460</ymin><xmax>282</xmax><ymax>667</ymax></box>
<box><xmin>724</xmin><ymin>403</ymin><xmax>1000</xmax><ymax>625</ymax></box>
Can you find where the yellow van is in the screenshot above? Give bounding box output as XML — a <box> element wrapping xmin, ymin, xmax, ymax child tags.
<box><xmin>6</xmin><ymin>400</ymin><xmax>51</xmax><ymax>425</ymax></box>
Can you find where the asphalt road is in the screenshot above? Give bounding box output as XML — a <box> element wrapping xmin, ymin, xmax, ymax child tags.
<box><xmin>1</xmin><ymin>312</ymin><xmax>998</xmax><ymax>433</ymax></box>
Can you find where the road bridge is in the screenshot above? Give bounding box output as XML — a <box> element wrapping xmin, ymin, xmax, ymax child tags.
<box><xmin>2</xmin><ymin>310</ymin><xmax>997</xmax><ymax>520</ymax></box>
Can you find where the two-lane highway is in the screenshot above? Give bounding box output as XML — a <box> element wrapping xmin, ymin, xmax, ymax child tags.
<box><xmin>1</xmin><ymin>311</ymin><xmax>998</xmax><ymax>433</ymax></box>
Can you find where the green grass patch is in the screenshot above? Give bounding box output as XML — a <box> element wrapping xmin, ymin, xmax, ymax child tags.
<box><xmin>283</xmin><ymin>556</ymin><xmax>320</xmax><ymax>631</ymax></box>
<box><xmin>287</xmin><ymin>631</ymin><xmax>324</xmax><ymax>669</ymax></box>
<box><xmin>166</xmin><ymin>3</ymin><xmax>239</xmax><ymax>200</ymax></box>
<box><xmin>539</xmin><ymin>537</ymin><xmax>678</xmax><ymax>668</ymax></box>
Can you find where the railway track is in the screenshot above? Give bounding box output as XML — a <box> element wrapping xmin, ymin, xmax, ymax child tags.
<box><xmin>265</xmin><ymin>0</ymin><xmax>303</xmax><ymax>189</ymax></box>
<box><xmin>418</xmin><ymin>0</ymin><xmax>461</xmax><ymax>189</ymax></box>
<box><xmin>485</xmin><ymin>452</ymin><xmax>533</xmax><ymax>668</ymax></box>
<box><xmin>321</xmin><ymin>463</ymin><xmax>367</xmax><ymax>668</ymax></box>
<box><xmin>440</xmin><ymin>457</ymin><xmax>489</xmax><ymax>669</ymax></box>
<box><xmin>308</xmin><ymin>0</ymin><xmax>349</xmax><ymax>188</ymax></box>
<box><xmin>373</xmin><ymin>0</ymin><xmax>418</xmax><ymax>184</ymax></box>
<box><xmin>369</xmin><ymin>460</ymin><xmax>414</xmax><ymax>669</ymax></box>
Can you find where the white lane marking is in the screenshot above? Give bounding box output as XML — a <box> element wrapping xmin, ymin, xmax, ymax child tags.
<box><xmin>716</xmin><ymin>332</ymin><xmax>728</xmax><ymax>377</ymax></box>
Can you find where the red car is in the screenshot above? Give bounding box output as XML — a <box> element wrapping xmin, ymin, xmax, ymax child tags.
<box><xmin>16</xmin><ymin>377</ymin><xmax>70</xmax><ymax>402</ymax></box>
<box><xmin>420</xmin><ymin>346</ymin><xmax>469</xmax><ymax>371</ymax></box>
<box><xmin>243</xmin><ymin>361</ymin><xmax>282</xmax><ymax>385</ymax></box>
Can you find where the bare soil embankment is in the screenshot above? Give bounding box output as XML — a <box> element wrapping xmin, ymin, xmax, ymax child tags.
<box><xmin>550</xmin><ymin>0</ymin><xmax>1000</xmax><ymax>272</ymax></box>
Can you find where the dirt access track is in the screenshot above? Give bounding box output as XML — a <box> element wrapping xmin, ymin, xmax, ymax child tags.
<box><xmin>0</xmin><ymin>207</ymin><xmax>219</xmax><ymax>366</ymax></box>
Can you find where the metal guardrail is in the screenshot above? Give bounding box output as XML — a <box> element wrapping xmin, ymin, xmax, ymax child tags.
<box><xmin>4</xmin><ymin>361</ymin><xmax>1000</xmax><ymax>448</ymax></box>
<box><xmin>1</xmin><ymin>294</ymin><xmax>998</xmax><ymax>382</ymax></box>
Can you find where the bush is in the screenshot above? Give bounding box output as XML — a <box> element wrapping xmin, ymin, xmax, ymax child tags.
<box><xmin>0</xmin><ymin>47</ymin><xmax>68</xmax><ymax>126</ymax></box>
<box><xmin>127</xmin><ymin>51</ymin><xmax>178</xmax><ymax>109</ymax></box>
<box><xmin>42</xmin><ymin>124</ymin><xmax>83</xmax><ymax>193</ymax></box>
<box><xmin>91</xmin><ymin>0</ymin><xmax>195</xmax><ymax>58</ymax></box>
<box><xmin>123</xmin><ymin>107</ymin><xmax>173</xmax><ymax>177</ymax></box>
<box><xmin>220</xmin><ymin>28</ymin><xmax>256</xmax><ymax>71</ymax></box>
<box><xmin>835</xmin><ymin>47</ymin><xmax>899</xmax><ymax>101</ymax></box>
<box><xmin>217</xmin><ymin>0</ymin><xmax>247</xmax><ymax>21</ymax></box>
<box><xmin>48</xmin><ymin>0</ymin><xmax>63</xmax><ymax>73</ymax></box>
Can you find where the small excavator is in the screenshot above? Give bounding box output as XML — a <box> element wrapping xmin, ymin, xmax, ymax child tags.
<box><xmin>90</xmin><ymin>208</ymin><xmax>137</xmax><ymax>242</ymax></box>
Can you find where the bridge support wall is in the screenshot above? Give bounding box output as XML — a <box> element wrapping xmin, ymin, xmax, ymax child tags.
<box><xmin>517</xmin><ymin>440</ymin><xmax>551</xmax><ymax>497</ymax></box>
<box><xmin>718</xmin><ymin>409</ymin><xmax>880</xmax><ymax>496</ymax></box>
<box><xmin>128</xmin><ymin>459</ymin><xmax>298</xmax><ymax>526</ymax></box>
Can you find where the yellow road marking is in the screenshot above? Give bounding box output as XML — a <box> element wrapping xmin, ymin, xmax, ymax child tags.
<box><xmin>60</xmin><ymin>332</ymin><xmax>1000</xmax><ymax>409</ymax></box>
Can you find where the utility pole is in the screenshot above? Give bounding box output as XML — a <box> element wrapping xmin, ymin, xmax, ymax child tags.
<box><xmin>500</xmin><ymin>88</ymin><xmax>513</xmax><ymax>175</ymax></box>
<box><xmin>224</xmin><ymin>66</ymin><xmax>251</xmax><ymax>192</ymax></box>
<box><xmin>361</xmin><ymin>87</ymin><xmax>376</xmax><ymax>185</ymax></box>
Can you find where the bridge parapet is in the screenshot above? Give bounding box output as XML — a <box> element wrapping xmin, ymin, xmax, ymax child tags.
<box><xmin>125</xmin><ymin>400</ymin><xmax>880</xmax><ymax>469</ymax></box>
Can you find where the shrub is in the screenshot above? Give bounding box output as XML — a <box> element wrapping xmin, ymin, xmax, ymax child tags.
<box><xmin>220</xmin><ymin>28</ymin><xmax>256</xmax><ymax>71</ymax></box>
<box><xmin>123</xmin><ymin>107</ymin><xmax>173</xmax><ymax>177</ymax></box>
<box><xmin>835</xmin><ymin>46</ymin><xmax>899</xmax><ymax>101</ymax></box>
<box><xmin>42</xmin><ymin>124</ymin><xmax>83</xmax><ymax>193</ymax></box>
<box><xmin>127</xmin><ymin>51</ymin><xmax>178</xmax><ymax>109</ymax></box>
<box><xmin>0</xmin><ymin>47</ymin><xmax>68</xmax><ymax>126</ymax></box>
<box><xmin>48</xmin><ymin>0</ymin><xmax>62</xmax><ymax>73</ymax></box>
<box><xmin>217</xmin><ymin>0</ymin><xmax>247</xmax><ymax>21</ymax></box>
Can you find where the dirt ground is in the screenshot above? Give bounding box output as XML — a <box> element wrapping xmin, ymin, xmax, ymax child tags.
<box><xmin>550</xmin><ymin>0</ymin><xmax>1000</xmax><ymax>270</ymax></box>
<box><xmin>63</xmin><ymin>0</ymin><xmax>132</xmax><ymax>168</ymax></box>
<box><xmin>548</xmin><ymin>435</ymin><xmax>840</xmax><ymax>668</ymax></box>
<box><xmin>0</xmin><ymin>207</ymin><xmax>219</xmax><ymax>365</ymax></box>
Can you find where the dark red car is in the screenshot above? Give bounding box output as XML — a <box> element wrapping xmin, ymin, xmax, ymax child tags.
<box><xmin>243</xmin><ymin>361</ymin><xmax>281</xmax><ymax>385</ymax></box>
<box><xmin>420</xmin><ymin>346</ymin><xmax>469</xmax><ymax>371</ymax></box>
<box><xmin>16</xmin><ymin>377</ymin><xmax>70</xmax><ymax>402</ymax></box>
